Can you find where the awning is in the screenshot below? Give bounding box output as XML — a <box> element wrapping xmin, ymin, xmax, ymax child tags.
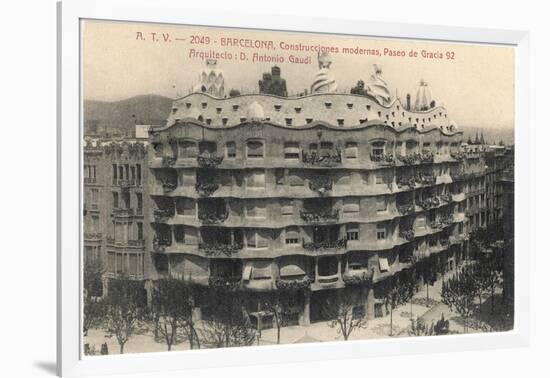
<box><xmin>242</xmin><ymin>265</ymin><xmax>252</xmax><ymax>281</ymax></box>
<box><xmin>280</xmin><ymin>264</ymin><xmax>306</xmax><ymax>277</ymax></box>
<box><xmin>379</xmin><ymin>257</ymin><xmax>390</xmax><ymax>272</ymax></box>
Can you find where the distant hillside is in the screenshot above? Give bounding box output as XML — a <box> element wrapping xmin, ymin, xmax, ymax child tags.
<box><xmin>84</xmin><ymin>94</ymin><xmax>173</xmax><ymax>137</ymax></box>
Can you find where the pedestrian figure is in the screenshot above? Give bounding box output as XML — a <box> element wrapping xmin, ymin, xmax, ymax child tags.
<box><xmin>101</xmin><ymin>342</ymin><xmax>109</xmax><ymax>355</ymax></box>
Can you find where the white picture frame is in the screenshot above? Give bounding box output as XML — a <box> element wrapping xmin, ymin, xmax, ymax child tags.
<box><xmin>57</xmin><ymin>0</ymin><xmax>530</xmax><ymax>376</ymax></box>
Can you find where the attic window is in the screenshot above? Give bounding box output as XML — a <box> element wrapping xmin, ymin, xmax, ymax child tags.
<box><xmin>337</xmin><ymin>118</ymin><xmax>344</xmax><ymax>126</ymax></box>
<box><xmin>378</xmin><ymin>111</ymin><xmax>382</xmax><ymax>117</ymax></box>
<box><xmin>274</xmin><ymin>104</ymin><xmax>282</xmax><ymax>111</ymax></box>
<box><xmin>185</xmin><ymin>102</ymin><xmax>192</xmax><ymax>109</ymax></box>
<box><xmin>402</xmin><ymin>112</ymin><xmax>405</xmax><ymax>117</ymax></box>
<box><xmin>386</xmin><ymin>114</ymin><xmax>390</xmax><ymax>120</ymax></box>
<box><xmin>171</xmin><ymin>108</ymin><xmax>178</xmax><ymax>114</ymax></box>
<box><xmin>198</xmin><ymin>115</ymin><xmax>204</xmax><ymax>122</ymax></box>
<box><xmin>397</xmin><ymin>105</ymin><xmax>400</xmax><ymax>110</ymax></box>
<box><xmin>285</xmin><ymin>118</ymin><xmax>293</xmax><ymax>126</ymax></box>
<box><xmin>324</xmin><ymin>102</ymin><xmax>332</xmax><ymax>109</ymax></box>
<box><xmin>222</xmin><ymin>117</ymin><xmax>228</xmax><ymax>126</ymax></box>
<box><xmin>392</xmin><ymin>112</ymin><xmax>395</xmax><ymax>117</ymax></box>
<box><xmin>346</xmin><ymin>103</ymin><xmax>354</xmax><ymax>109</ymax></box>
<box><xmin>306</xmin><ymin>118</ymin><xmax>313</xmax><ymax>124</ymax></box>
<box><xmin>206</xmin><ymin>118</ymin><xmax>212</xmax><ymax>125</ymax></box>
<box><xmin>232</xmin><ymin>104</ymin><xmax>239</xmax><ymax>111</ymax></box>
<box><xmin>366</xmin><ymin>105</ymin><xmax>371</xmax><ymax>111</ymax></box>
<box><xmin>201</xmin><ymin>102</ymin><xmax>207</xmax><ymax>109</ymax></box>
<box><xmin>240</xmin><ymin>116</ymin><xmax>247</xmax><ymax>123</ymax></box>
<box><xmin>391</xmin><ymin>121</ymin><xmax>395</xmax><ymax>127</ymax></box>
<box><xmin>294</xmin><ymin>107</ymin><xmax>302</xmax><ymax>113</ymax></box>
<box><xmin>439</xmin><ymin>112</ymin><xmax>443</xmax><ymax>117</ymax></box>
<box><xmin>216</xmin><ymin>107</ymin><xmax>222</xmax><ymax>114</ymax></box>
<box><xmin>428</xmin><ymin>118</ymin><xmax>431</xmax><ymax>122</ymax></box>
<box><xmin>408</xmin><ymin>117</ymin><xmax>412</xmax><ymax>122</ymax></box>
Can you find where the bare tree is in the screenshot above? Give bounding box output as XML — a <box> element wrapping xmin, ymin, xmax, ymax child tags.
<box><xmin>103</xmin><ymin>277</ymin><xmax>145</xmax><ymax>354</ymax></box>
<box><xmin>383</xmin><ymin>275</ymin><xmax>411</xmax><ymax>336</ymax></box>
<box><xmin>149</xmin><ymin>279</ymin><xmax>197</xmax><ymax>351</ymax></box>
<box><xmin>200</xmin><ymin>286</ymin><xmax>256</xmax><ymax>348</ymax></box>
<box><xmin>324</xmin><ymin>290</ymin><xmax>367</xmax><ymax>341</ymax></box>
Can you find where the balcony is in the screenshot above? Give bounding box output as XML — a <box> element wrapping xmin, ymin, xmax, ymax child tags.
<box><xmin>399</xmin><ymin>229</ymin><xmax>415</xmax><ymax>241</ymax></box>
<box><xmin>153</xmin><ymin>208</ymin><xmax>173</xmax><ymax>223</ymax></box>
<box><xmin>418</xmin><ymin>197</ymin><xmax>442</xmax><ymax>210</ymax></box>
<box><xmin>84</xmin><ymin>177</ymin><xmax>97</xmax><ymax>184</ymax></box>
<box><xmin>111</xmin><ymin>208</ymin><xmax>134</xmax><ymax>217</ymax></box>
<box><xmin>195</xmin><ymin>182</ymin><xmax>219</xmax><ymax>197</ymax></box>
<box><xmin>303</xmin><ymin>239</ymin><xmax>347</xmax><ymax>252</ymax></box>
<box><xmin>397</xmin><ymin>177</ymin><xmax>416</xmax><ymax>190</ymax></box>
<box><xmin>317</xmin><ymin>274</ymin><xmax>340</xmax><ymax>285</ymax></box>
<box><xmin>275</xmin><ymin>276</ymin><xmax>312</xmax><ymax>290</ymax></box>
<box><xmin>397</xmin><ymin>203</ymin><xmax>415</xmax><ymax>216</ymax></box>
<box><xmin>198</xmin><ymin>210</ymin><xmax>229</xmax><ymax>225</ymax></box>
<box><xmin>370</xmin><ymin>153</ymin><xmax>395</xmax><ymax>166</ymax></box>
<box><xmin>161</xmin><ymin>179</ymin><xmax>177</xmax><ymax>193</ymax></box>
<box><xmin>397</xmin><ymin>152</ymin><xmax>434</xmax><ymax>165</ymax></box>
<box><xmin>302</xmin><ymin>150</ymin><xmax>342</xmax><ymax>167</ymax></box>
<box><xmin>440</xmin><ymin>193</ymin><xmax>452</xmax><ymax>203</ymax></box>
<box><xmin>161</xmin><ymin>156</ymin><xmax>176</xmax><ymax>167</ymax></box>
<box><xmin>450</xmin><ymin>152</ymin><xmax>466</xmax><ymax>161</ymax></box>
<box><xmin>118</xmin><ymin>179</ymin><xmax>136</xmax><ymax>189</ymax></box>
<box><xmin>84</xmin><ymin>232</ymin><xmax>102</xmax><ymax>240</ymax></box>
<box><xmin>199</xmin><ymin>243</ymin><xmax>242</xmax><ymax>257</ymax></box>
<box><xmin>208</xmin><ymin>276</ymin><xmax>242</xmax><ymax>289</ymax></box>
<box><xmin>300</xmin><ymin>209</ymin><xmax>339</xmax><ymax>224</ymax></box>
<box><xmin>308</xmin><ymin>176</ymin><xmax>332</xmax><ymax>195</ymax></box>
<box><xmin>342</xmin><ymin>269</ymin><xmax>372</xmax><ymax>286</ymax></box>
<box><xmin>127</xmin><ymin>239</ymin><xmax>145</xmax><ymax>248</ymax></box>
<box><xmin>197</xmin><ymin>155</ymin><xmax>224</xmax><ymax>168</ymax></box>
<box><xmin>417</xmin><ymin>173</ymin><xmax>436</xmax><ymax>186</ymax></box>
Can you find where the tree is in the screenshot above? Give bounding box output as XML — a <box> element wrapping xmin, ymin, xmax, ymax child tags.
<box><xmin>441</xmin><ymin>267</ymin><xmax>477</xmax><ymax>333</ymax></box>
<box><xmin>262</xmin><ymin>289</ymin><xmax>296</xmax><ymax>344</ymax></box>
<box><xmin>433</xmin><ymin>314</ymin><xmax>450</xmax><ymax>335</ymax></box>
<box><xmin>83</xmin><ymin>258</ymin><xmax>105</xmax><ymax>336</ymax></box>
<box><xmin>103</xmin><ymin>277</ymin><xmax>146</xmax><ymax>354</ymax></box>
<box><xmin>200</xmin><ymin>286</ymin><xmax>256</xmax><ymax>348</ymax></box>
<box><xmin>408</xmin><ymin>317</ymin><xmax>434</xmax><ymax>336</ymax></box>
<box><xmin>149</xmin><ymin>279</ymin><xmax>198</xmax><ymax>351</ymax></box>
<box><xmin>383</xmin><ymin>275</ymin><xmax>412</xmax><ymax>336</ymax></box>
<box><xmin>482</xmin><ymin>260</ymin><xmax>502</xmax><ymax>314</ymax></box>
<box><xmin>324</xmin><ymin>290</ymin><xmax>367</xmax><ymax>341</ymax></box>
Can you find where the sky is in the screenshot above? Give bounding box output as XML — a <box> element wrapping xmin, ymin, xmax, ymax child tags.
<box><xmin>82</xmin><ymin>19</ymin><xmax>515</xmax><ymax>130</ymax></box>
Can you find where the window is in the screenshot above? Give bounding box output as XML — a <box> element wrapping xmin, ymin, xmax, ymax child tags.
<box><xmin>458</xmin><ymin>222</ymin><xmax>464</xmax><ymax>234</ymax></box>
<box><xmin>337</xmin><ymin>118</ymin><xmax>344</xmax><ymax>126</ymax></box>
<box><xmin>281</xmin><ymin>200</ymin><xmax>294</xmax><ymax>215</ymax></box>
<box><xmin>136</xmin><ymin>164</ymin><xmax>142</xmax><ymax>184</ymax></box>
<box><xmin>376</xmin><ymin>197</ymin><xmax>387</xmax><ymax>212</ymax></box>
<box><xmin>320</xmin><ymin>142</ymin><xmax>334</xmax><ymax>151</ymax></box>
<box><xmin>137</xmin><ymin>222</ymin><xmax>143</xmax><ymax>240</ymax></box>
<box><xmin>375</xmin><ymin>174</ymin><xmax>385</xmax><ymax>185</ymax></box>
<box><xmin>346</xmin><ymin>224</ymin><xmax>359</xmax><ymax>241</ymax></box>
<box><xmin>174</xmin><ymin>225</ymin><xmax>185</xmax><ymax>243</ymax></box>
<box><xmin>246</xmin><ymin>230</ymin><xmax>268</xmax><ymax>249</ymax></box>
<box><xmin>284</xmin><ymin>142</ymin><xmax>300</xmax><ymax>159</ymax></box>
<box><xmin>343</xmin><ymin>198</ymin><xmax>360</xmax><ymax>213</ymax></box>
<box><xmin>112</xmin><ymin>164</ymin><xmax>117</xmax><ymax>183</ymax></box>
<box><xmin>176</xmin><ymin>198</ymin><xmax>195</xmax><ymax>216</ymax></box>
<box><xmin>136</xmin><ymin>193</ymin><xmax>143</xmax><ymax>209</ymax></box>
<box><xmin>112</xmin><ymin>192</ymin><xmax>119</xmax><ymax>208</ymax></box>
<box><xmin>285</xmin><ymin>118</ymin><xmax>293</xmax><ymax>126</ymax></box>
<box><xmin>285</xmin><ymin>227</ymin><xmax>300</xmax><ymax>245</ymax></box>
<box><xmin>275</xmin><ymin>168</ymin><xmax>285</xmax><ymax>185</ymax></box>
<box><xmin>345</xmin><ymin>142</ymin><xmax>358</xmax><ymax>159</ymax></box>
<box><xmin>247</xmin><ymin>140</ymin><xmax>264</xmax><ymax>158</ymax></box>
<box><xmin>247</xmin><ymin>170</ymin><xmax>265</xmax><ymax>188</ymax></box>
<box><xmin>371</xmin><ymin>141</ymin><xmax>386</xmax><ymax>157</ymax></box>
<box><xmin>246</xmin><ymin>200</ymin><xmax>267</xmax><ymax>219</ymax></box>
<box><xmin>180</xmin><ymin>140</ymin><xmax>198</xmax><ymax>158</ymax></box>
<box><xmin>376</xmin><ymin>225</ymin><xmax>386</xmax><ymax>240</ymax></box>
<box><xmin>226</xmin><ymin>142</ymin><xmax>236</xmax><ymax>158</ymax></box>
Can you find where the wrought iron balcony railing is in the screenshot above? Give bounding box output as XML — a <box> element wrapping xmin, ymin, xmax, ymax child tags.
<box><xmin>302</xmin><ymin>150</ymin><xmax>342</xmax><ymax>167</ymax></box>
<box><xmin>195</xmin><ymin>182</ymin><xmax>219</xmax><ymax>197</ymax></box>
<box><xmin>275</xmin><ymin>276</ymin><xmax>313</xmax><ymax>291</ymax></box>
<box><xmin>198</xmin><ymin>211</ymin><xmax>229</xmax><ymax>224</ymax></box>
<box><xmin>153</xmin><ymin>208</ymin><xmax>173</xmax><ymax>222</ymax></box>
<box><xmin>418</xmin><ymin>197</ymin><xmax>442</xmax><ymax>210</ymax></box>
<box><xmin>300</xmin><ymin>209</ymin><xmax>339</xmax><ymax>224</ymax></box>
<box><xmin>399</xmin><ymin>229</ymin><xmax>415</xmax><ymax>241</ymax></box>
<box><xmin>303</xmin><ymin>239</ymin><xmax>347</xmax><ymax>251</ymax></box>
<box><xmin>397</xmin><ymin>203</ymin><xmax>415</xmax><ymax>215</ymax></box>
<box><xmin>161</xmin><ymin>156</ymin><xmax>176</xmax><ymax>167</ymax></box>
<box><xmin>308</xmin><ymin>177</ymin><xmax>333</xmax><ymax>195</ymax></box>
<box><xmin>112</xmin><ymin>208</ymin><xmax>134</xmax><ymax>217</ymax></box>
<box><xmin>197</xmin><ymin>155</ymin><xmax>224</xmax><ymax>168</ymax></box>
<box><xmin>199</xmin><ymin>243</ymin><xmax>242</xmax><ymax>256</ymax></box>
<box><xmin>370</xmin><ymin>153</ymin><xmax>395</xmax><ymax>165</ymax></box>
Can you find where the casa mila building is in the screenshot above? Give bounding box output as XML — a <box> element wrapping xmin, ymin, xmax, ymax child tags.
<box><xmin>145</xmin><ymin>54</ymin><xmax>483</xmax><ymax>325</ymax></box>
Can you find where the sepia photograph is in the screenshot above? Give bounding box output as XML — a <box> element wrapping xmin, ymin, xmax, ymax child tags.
<box><xmin>81</xmin><ymin>18</ymin><xmax>515</xmax><ymax>356</ymax></box>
